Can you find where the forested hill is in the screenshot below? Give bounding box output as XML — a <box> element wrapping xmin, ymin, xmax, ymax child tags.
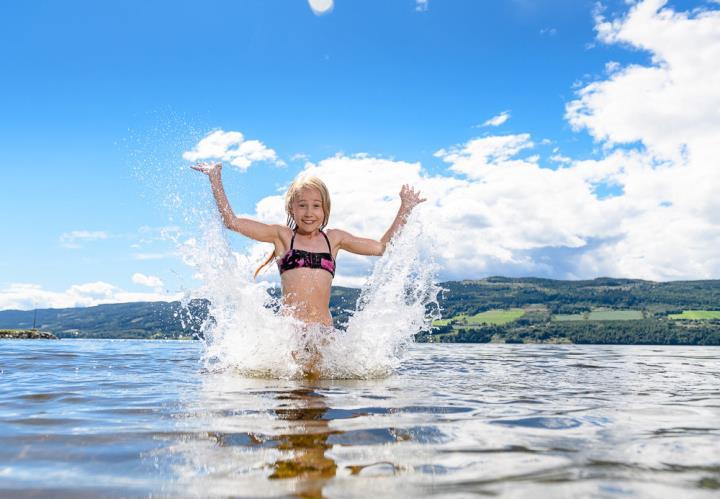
<box><xmin>439</xmin><ymin>276</ymin><xmax>720</xmax><ymax>316</ymax></box>
<box><xmin>430</xmin><ymin>277</ymin><xmax>720</xmax><ymax>345</ymax></box>
<box><xmin>0</xmin><ymin>300</ymin><xmax>208</xmax><ymax>340</ymax></box>
<box><xmin>0</xmin><ymin>277</ymin><xmax>718</xmax><ymax>343</ymax></box>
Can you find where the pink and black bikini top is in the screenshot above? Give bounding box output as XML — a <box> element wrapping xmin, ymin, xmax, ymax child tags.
<box><xmin>277</xmin><ymin>230</ymin><xmax>336</xmax><ymax>278</ymax></box>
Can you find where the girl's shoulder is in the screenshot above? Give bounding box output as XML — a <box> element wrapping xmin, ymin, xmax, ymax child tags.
<box><xmin>326</xmin><ymin>229</ymin><xmax>355</xmax><ymax>252</ymax></box>
<box><xmin>274</xmin><ymin>225</ymin><xmax>294</xmax><ymax>249</ymax></box>
<box><xmin>325</xmin><ymin>228</ymin><xmax>348</xmax><ymax>241</ymax></box>
<box><xmin>277</xmin><ymin>225</ymin><xmax>294</xmax><ymax>237</ymax></box>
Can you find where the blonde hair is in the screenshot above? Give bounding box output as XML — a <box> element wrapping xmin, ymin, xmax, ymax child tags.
<box><xmin>254</xmin><ymin>176</ymin><xmax>331</xmax><ymax>279</ymax></box>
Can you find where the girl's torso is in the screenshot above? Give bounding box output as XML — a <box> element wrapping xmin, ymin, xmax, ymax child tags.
<box><xmin>275</xmin><ymin>228</ymin><xmax>337</xmax><ymax>326</ymax></box>
<box><xmin>277</xmin><ymin>230</ymin><xmax>335</xmax><ymax>277</ymax></box>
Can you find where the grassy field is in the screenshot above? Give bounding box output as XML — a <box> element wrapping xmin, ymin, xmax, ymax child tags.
<box><xmin>552</xmin><ymin>313</ymin><xmax>586</xmax><ymax>322</ymax></box>
<box><xmin>668</xmin><ymin>310</ymin><xmax>720</xmax><ymax>320</ymax></box>
<box><xmin>552</xmin><ymin>310</ymin><xmax>644</xmax><ymax>321</ymax></box>
<box><xmin>433</xmin><ymin>308</ymin><xmax>525</xmax><ymax>327</ymax></box>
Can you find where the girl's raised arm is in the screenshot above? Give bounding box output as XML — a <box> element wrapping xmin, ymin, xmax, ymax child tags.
<box><xmin>337</xmin><ymin>184</ymin><xmax>426</xmax><ymax>256</ymax></box>
<box><xmin>191</xmin><ymin>162</ymin><xmax>284</xmax><ymax>244</ymax></box>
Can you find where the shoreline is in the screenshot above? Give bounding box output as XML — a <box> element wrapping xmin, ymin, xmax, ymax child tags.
<box><xmin>0</xmin><ymin>329</ymin><xmax>58</xmax><ymax>340</ymax></box>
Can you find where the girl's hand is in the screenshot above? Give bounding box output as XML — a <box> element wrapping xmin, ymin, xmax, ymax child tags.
<box><xmin>190</xmin><ymin>161</ymin><xmax>222</xmax><ymax>177</ymax></box>
<box><xmin>399</xmin><ymin>184</ymin><xmax>426</xmax><ymax>212</ymax></box>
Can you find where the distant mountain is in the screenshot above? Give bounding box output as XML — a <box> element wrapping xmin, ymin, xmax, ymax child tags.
<box><xmin>0</xmin><ymin>300</ymin><xmax>207</xmax><ymax>339</ymax></box>
<box><xmin>1</xmin><ymin>278</ymin><xmax>718</xmax><ymax>344</ymax></box>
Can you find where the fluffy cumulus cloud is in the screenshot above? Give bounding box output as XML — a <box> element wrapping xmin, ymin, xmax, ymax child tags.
<box><xmin>563</xmin><ymin>0</ymin><xmax>720</xmax><ymax>279</ymax></box>
<box><xmin>0</xmin><ymin>282</ymin><xmax>182</xmax><ymax>311</ymax></box>
<box><xmin>567</xmin><ymin>0</ymin><xmax>720</xmax><ymax>161</ymax></box>
<box><xmin>243</xmin><ymin>0</ymin><xmax>720</xmax><ymax>283</ymax></box>
<box><xmin>434</xmin><ymin>134</ymin><xmax>535</xmax><ymax>177</ymax></box>
<box><xmin>183</xmin><ymin>130</ymin><xmax>285</xmax><ymax>172</ymax></box>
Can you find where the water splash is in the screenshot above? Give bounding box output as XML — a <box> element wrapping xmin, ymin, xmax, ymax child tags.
<box><xmin>179</xmin><ymin>218</ymin><xmax>300</xmax><ymax>379</ymax></box>
<box><xmin>323</xmin><ymin>213</ymin><xmax>441</xmax><ymax>378</ymax></box>
<box><xmin>125</xmin><ymin>118</ymin><xmax>438</xmax><ymax>378</ymax></box>
<box><xmin>181</xmin><ymin>212</ymin><xmax>439</xmax><ymax>380</ymax></box>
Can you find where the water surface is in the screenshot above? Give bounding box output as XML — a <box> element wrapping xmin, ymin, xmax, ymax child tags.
<box><xmin>1</xmin><ymin>340</ymin><xmax>718</xmax><ymax>497</ymax></box>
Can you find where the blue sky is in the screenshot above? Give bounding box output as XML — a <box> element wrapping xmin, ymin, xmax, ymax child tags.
<box><xmin>1</xmin><ymin>0</ymin><xmax>719</xmax><ymax>309</ymax></box>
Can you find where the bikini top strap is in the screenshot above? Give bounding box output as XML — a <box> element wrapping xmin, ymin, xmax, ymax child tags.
<box><xmin>289</xmin><ymin>231</ymin><xmax>296</xmax><ymax>250</ymax></box>
<box><xmin>320</xmin><ymin>230</ymin><xmax>332</xmax><ymax>253</ymax></box>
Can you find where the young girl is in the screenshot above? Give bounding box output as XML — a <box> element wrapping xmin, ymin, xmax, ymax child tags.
<box><xmin>191</xmin><ymin>161</ymin><xmax>425</xmax><ymax>328</ymax></box>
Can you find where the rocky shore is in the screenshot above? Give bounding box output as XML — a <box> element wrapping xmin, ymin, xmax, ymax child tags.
<box><xmin>0</xmin><ymin>329</ymin><xmax>58</xmax><ymax>339</ymax></box>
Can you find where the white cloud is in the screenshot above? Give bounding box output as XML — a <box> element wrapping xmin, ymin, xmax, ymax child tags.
<box><xmin>416</xmin><ymin>0</ymin><xmax>429</xmax><ymax>12</ymax></box>
<box><xmin>132</xmin><ymin>273</ymin><xmax>164</xmax><ymax>290</ymax></box>
<box><xmin>0</xmin><ymin>282</ymin><xmax>182</xmax><ymax>311</ymax></box>
<box><xmin>241</xmin><ymin>140</ymin><xmax>715</xmax><ymax>282</ymax></box>
<box><xmin>561</xmin><ymin>0</ymin><xmax>720</xmax><ymax>279</ymax></box>
<box><xmin>480</xmin><ymin>111</ymin><xmax>511</xmax><ymax>127</ymax></box>
<box><xmin>549</xmin><ymin>154</ymin><xmax>572</xmax><ymax>164</ymax></box>
<box><xmin>290</xmin><ymin>153</ymin><xmax>310</xmax><ymax>162</ymax></box>
<box><xmin>59</xmin><ymin>230</ymin><xmax>108</xmax><ymax>249</ymax></box>
<box><xmin>182</xmin><ymin>130</ymin><xmax>285</xmax><ymax>172</ymax></box>
<box><xmin>604</xmin><ymin>60</ymin><xmax>621</xmax><ymax>74</ymax></box>
<box><xmin>567</xmin><ymin>0</ymin><xmax>720</xmax><ymax>161</ymax></box>
<box><xmin>434</xmin><ymin>134</ymin><xmax>535</xmax><ymax>178</ymax></box>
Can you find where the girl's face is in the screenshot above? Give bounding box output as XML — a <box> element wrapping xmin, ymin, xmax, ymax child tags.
<box><xmin>291</xmin><ymin>187</ymin><xmax>325</xmax><ymax>232</ymax></box>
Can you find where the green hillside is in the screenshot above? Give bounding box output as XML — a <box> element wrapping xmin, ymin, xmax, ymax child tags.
<box><xmin>1</xmin><ymin>278</ymin><xmax>719</xmax><ymax>345</ymax></box>
<box><xmin>424</xmin><ymin>277</ymin><xmax>720</xmax><ymax>345</ymax></box>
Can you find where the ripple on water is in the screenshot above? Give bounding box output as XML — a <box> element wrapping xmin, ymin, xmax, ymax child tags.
<box><xmin>328</xmin><ymin>425</ymin><xmax>448</xmax><ymax>445</ymax></box>
<box><xmin>14</xmin><ymin>392</ymin><xmax>68</xmax><ymax>402</ymax></box>
<box><xmin>489</xmin><ymin>416</ymin><xmax>584</xmax><ymax>430</ymax></box>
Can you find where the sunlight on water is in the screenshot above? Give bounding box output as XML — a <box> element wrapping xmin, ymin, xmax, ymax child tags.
<box><xmin>179</xmin><ymin>212</ymin><xmax>440</xmax><ymax>380</ymax></box>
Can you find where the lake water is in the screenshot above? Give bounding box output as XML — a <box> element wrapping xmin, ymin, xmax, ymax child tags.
<box><xmin>0</xmin><ymin>339</ymin><xmax>718</xmax><ymax>498</ymax></box>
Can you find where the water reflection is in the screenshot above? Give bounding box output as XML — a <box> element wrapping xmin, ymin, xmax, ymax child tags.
<box><xmin>167</xmin><ymin>375</ymin><xmax>344</xmax><ymax>497</ymax></box>
<box><xmin>265</xmin><ymin>388</ymin><xmax>338</xmax><ymax>493</ymax></box>
<box><xmin>160</xmin><ymin>345</ymin><xmax>720</xmax><ymax>498</ymax></box>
